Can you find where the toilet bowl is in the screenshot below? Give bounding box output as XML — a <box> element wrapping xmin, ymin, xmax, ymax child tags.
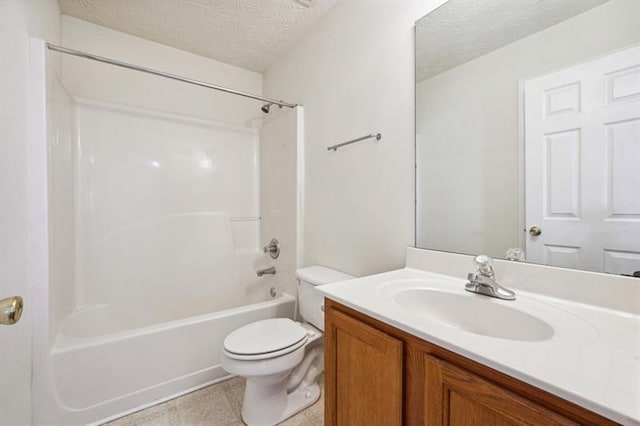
<box><xmin>220</xmin><ymin>265</ymin><xmax>353</xmax><ymax>426</ymax></box>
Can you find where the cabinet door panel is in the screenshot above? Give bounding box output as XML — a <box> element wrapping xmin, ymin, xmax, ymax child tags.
<box><xmin>325</xmin><ymin>308</ymin><xmax>403</xmax><ymax>426</ymax></box>
<box><xmin>448</xmin><ymin>390</ymin><xmax>519</xmax><ymax>426</ymax></box>
<box><xmin>425</xmin><ymin>356</ymin><xmax>577</xmax><ymax>426</ymax></box>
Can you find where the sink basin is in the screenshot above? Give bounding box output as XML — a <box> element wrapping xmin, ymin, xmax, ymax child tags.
<box><xmin>392</xmin><ymin>288</ymin><xmax>555</xmax><ymax>342</ymax></box>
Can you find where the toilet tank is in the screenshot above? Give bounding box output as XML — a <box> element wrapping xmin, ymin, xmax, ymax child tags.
<box><xmin>296</xmin><ymin>265</ymin><xmax>354</xmax><ymax>331</ymax></box>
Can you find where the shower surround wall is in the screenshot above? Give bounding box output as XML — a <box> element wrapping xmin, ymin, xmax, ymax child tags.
<box><xmin>74</xmin><ymin>99</ymin><xmax>260</xmax><ymax>308</ymax></box>
<box><xmin>56</xmin><ymin>15</ymin><xmax>266</xmax><ymax>326</ymax></box>
<box><xmin>258</xmin><ymin>106</ymin><xmax>305</xmax><ymax>298</ymax></box>
<box><xmin>32</xmin><ymin>17</ymin><xmax>302</xmax><ymax>425</ymax></box>
<box><xmin>46</xmin><ymin>55</ymin><xmax>76</xmax><ymax>341</ymax></box>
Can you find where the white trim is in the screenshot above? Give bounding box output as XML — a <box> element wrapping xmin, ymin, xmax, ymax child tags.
<box><xmin>517</xmin><ymin>80</ymin><xmax>527</xmax><ymax>252</ymax></box>
<box><xmin>295</xmin><ymin>105</ymin><xmax>305</xmax><ymax>269</ymax></box>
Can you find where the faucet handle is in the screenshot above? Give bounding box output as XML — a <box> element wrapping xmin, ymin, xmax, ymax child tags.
<box><xmin>473</xmin><ymin>255</ymin><xmax>494</xmax><ymax>278</ymax></box>
<box><xmin>263</xmin><ymin>238</ymin><xmax>280</xmax><ymax>259</ymax></box>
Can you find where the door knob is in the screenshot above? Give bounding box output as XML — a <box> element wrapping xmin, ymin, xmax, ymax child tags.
<box><xmin>0</xmin><ymin>296</ymin><xmax>23</xmax><ymax>325</ymax></box>
<box><xmin>528</xmin><ymin>226</ymin><xmax>542</xmax><ymax>237</ymax></box>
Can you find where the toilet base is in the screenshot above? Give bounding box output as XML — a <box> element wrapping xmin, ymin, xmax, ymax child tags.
<box><xmin>221</xmin><ymin>323</ymin><xmax>325</xmax><ymax>426</ymax></box>
<box><xmin>241</xmin><ymin>379</ymin><xmax>320</xmax><ymax>426</ymax></box>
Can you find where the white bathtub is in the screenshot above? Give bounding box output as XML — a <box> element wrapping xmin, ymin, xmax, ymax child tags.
<box><xmin>48</xmin><ymin>293</ymin><xmax>296</xmax><ymax>425</ymax></box>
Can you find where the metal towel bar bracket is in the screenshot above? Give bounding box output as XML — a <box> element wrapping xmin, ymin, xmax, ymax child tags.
<box><xmin>327</xmin><ymin>133</ymin><xmax>382</xmax><ymax>151</ymax></box>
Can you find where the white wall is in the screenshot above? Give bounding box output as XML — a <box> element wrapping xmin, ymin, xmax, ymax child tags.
<box><xmin>60</xmin><ymin>16</ymin><xmax>263</xmax><ymax>127</ymax></box>
<box><xmin>0</xmin><ymin>1</ymin><xmax>60</xmax><ymax>423</ymax></box>
<box><xmin>263</xmin><ymin>1</ymin><xmax>446</xmax><ymax>277</ymax></box>
<box><xmin>416</xmin><ymin>0</ymin><xmax>640</xmax><ymax>259</ymax></box>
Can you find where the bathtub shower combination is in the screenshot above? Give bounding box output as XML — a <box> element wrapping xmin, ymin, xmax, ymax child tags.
<box><xmin>29</xmin><ymin>40</ymin><xmax>303</xmax><ymax>425</ymax></box>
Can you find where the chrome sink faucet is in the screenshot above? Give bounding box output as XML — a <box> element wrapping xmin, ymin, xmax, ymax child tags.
<box><xmin>465</xmin><ymin>255</ymin><xmax>516</xmax><ymax>301</ymax></box>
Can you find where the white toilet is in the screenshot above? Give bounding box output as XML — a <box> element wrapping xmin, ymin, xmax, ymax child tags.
<box><xmin>221</xmin><ymin>265</ymin><xmax>353</xmax><ymax>426</ymax></box>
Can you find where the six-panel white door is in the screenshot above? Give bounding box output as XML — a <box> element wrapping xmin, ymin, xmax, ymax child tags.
<box><xmin>524</xmin><ymin>45</ymin><xmax>640</xmax><ymax>274</ymax></box>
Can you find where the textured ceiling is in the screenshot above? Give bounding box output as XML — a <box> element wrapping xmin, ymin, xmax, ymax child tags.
<box><xmin>58</xmin><ymin>0</ymin><xmax>337</xmax><ymax>72</ymax></box>
<box><xmin>416</xmin><ymin>0</ymin><xmax>608</xmax><ymax>82</ymax></box>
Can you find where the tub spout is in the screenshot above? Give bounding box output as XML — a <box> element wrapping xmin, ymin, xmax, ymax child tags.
<box><xmin>257</xmin><ymin>266</ymin><xmax>276</xmax><ymax>277</ymax></box>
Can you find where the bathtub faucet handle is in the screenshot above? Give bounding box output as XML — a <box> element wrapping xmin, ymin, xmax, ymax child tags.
<box><xmin>263</xmin><ymin>238</ymin><xmax>280</xmax><ymax>259</ymax></box>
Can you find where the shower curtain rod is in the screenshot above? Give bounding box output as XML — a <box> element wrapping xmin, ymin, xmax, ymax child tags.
<box><xmin>46</xmin><ymin>43</ymin><xmax>297</xmax><ymax>109</ymax></box>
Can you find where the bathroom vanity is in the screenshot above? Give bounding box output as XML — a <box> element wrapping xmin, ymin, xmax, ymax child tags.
<box><xmin>324</xmin><ymin>299</ymin><xmax>612</xmax><ymax>425</ymax></box>
<box><xmin>320</xmin><ymin>249</ymin><xmax>640</xmax><ymax>426</ymax></box>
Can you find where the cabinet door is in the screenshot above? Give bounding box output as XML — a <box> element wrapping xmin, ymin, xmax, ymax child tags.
<box><xmin>325</xmin><ymin>307</ymin><xmax>403</xmax><ymax>426</ymax></box>
<box><xmin>425</xmin><ymin>356</ymin><xmax>577</xmax><ymax>426</ymax></box>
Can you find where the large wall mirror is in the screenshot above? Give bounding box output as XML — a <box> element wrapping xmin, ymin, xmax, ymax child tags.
<box><xmin>415</xmin><ymin>0</ymin><xmax>640</xmax><ymax>275</ymax></box>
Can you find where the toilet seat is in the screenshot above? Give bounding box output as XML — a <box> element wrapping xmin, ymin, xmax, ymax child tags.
<box><xmin>223</xmin><ymin>318</ymin><xmax>309</xmax><ymax>361</ymax></box>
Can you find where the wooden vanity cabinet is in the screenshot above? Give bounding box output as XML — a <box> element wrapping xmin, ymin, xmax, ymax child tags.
<box><xmin>324</xmin><ymin>307</ymin><xmax>403</xmax><ymax>425</ymax></box>
<box><xmin>324</xmin><ymin>299</ymin><xmax>616</xmax><ymax>426</ymax></box>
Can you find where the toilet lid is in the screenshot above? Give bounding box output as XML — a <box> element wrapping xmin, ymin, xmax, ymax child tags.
<box><xmin>223</xmin><ymin>318</ymin><xmax>308</xmax><ymax>358</ymax></box>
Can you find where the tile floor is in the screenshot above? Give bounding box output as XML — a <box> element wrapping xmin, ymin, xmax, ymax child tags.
<box><xmin>105</xmin><ymin>376</ymin><xmax>324</xmax><ymax>426</ymax></box>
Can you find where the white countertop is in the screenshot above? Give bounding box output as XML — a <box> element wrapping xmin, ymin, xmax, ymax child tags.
<box><xmin>319</xmin><ymin>267</ymin><xmax>640</xmax><ymax>425</ymax></box>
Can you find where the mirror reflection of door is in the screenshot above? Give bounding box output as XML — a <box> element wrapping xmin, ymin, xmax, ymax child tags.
<box><xmin>524</xmin><ymin>45</ymin><xmax>640</xmax><ymax>274</ymax></box>
<box><xmin>415</xmin><ymin>0</ymin><xmax>640</xmax><ymax>275</ymax></box>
